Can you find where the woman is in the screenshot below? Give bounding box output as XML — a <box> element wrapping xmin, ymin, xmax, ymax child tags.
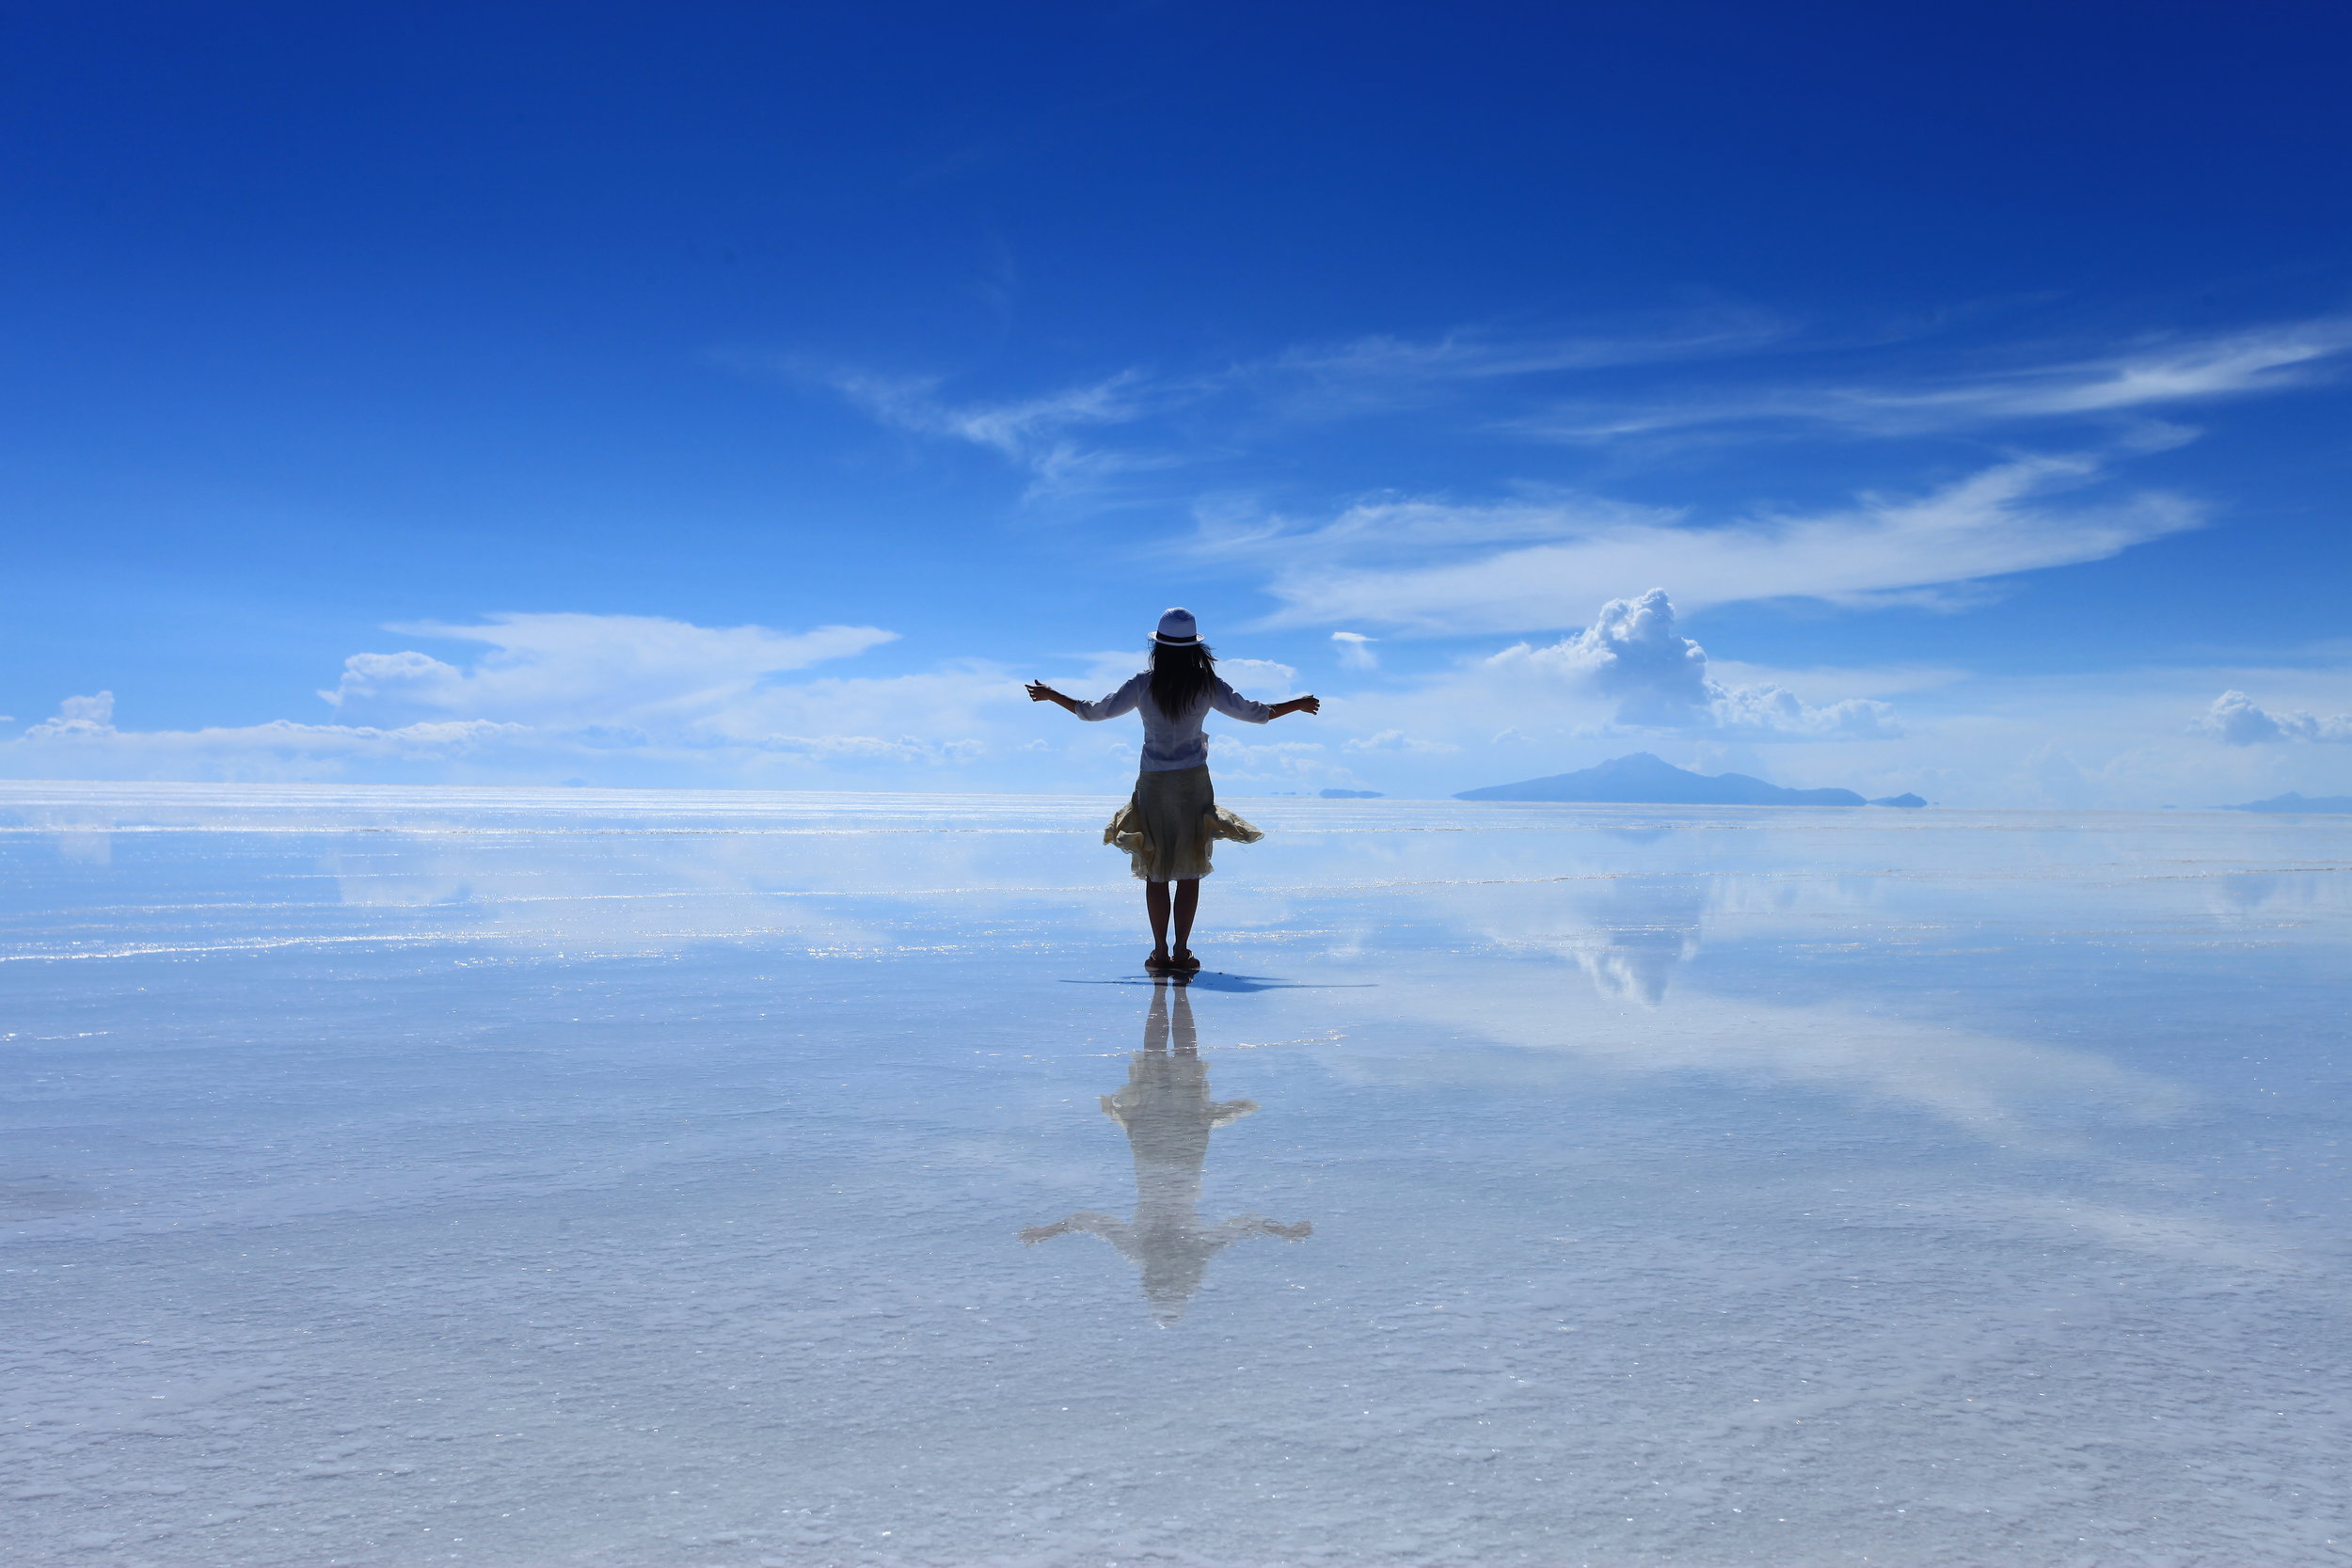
<box><xmin>1019</xmin><ymin>978</ymin><xmax>1311</xmax><ymax>1325</ymax></box>
<box><xmin>1027</xmin><ymin>608</ymin><xmax>1319</xmax><ymax>974</ymax></box>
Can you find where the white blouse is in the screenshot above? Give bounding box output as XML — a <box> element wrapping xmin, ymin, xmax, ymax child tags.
<box><xmin>1074</xmin><ymin>673</ymin><xmax>1276</xmax><ymax>772</ymax></box>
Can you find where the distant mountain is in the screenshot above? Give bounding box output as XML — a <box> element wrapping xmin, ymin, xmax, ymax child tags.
<box><xmin>2228</xmin><ymin>791</ymin><xmax>2352</xmax><ymax>814</ymax></box>
<box><xmin>1454</xmin><ymin>752</ymin><xmax>1870</xmax><ymax>806</ymax></box>
<box><xmin>1869</xmin><ymin>793</ymin><xmax>1927</xmax><ymax>808</ymax></box>
<box><xmin>1318</xmin><ymin>788</ymin><xmax>1383</xmax><ymax>799</ymax></box>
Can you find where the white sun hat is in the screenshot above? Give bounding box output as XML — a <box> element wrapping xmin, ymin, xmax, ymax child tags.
<box><xmin>1152</xmin><ymin>608</ymin><xmax>1201</xmax><ymax>645</ymax></box>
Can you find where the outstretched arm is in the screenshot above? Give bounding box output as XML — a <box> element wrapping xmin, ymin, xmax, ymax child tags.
<box><xmin>1029</xmin><ymin>673</ymin><xmax>1143</xmax><ymax>721</ymax></box>
<box><xmin>1020</xmin><ymin>1212</ymin><xmax>1127</xmax><ymax>1244</ymax></box>
<box><xmin>1214</xmin><ymin>1215</ymin><xmax>1314</xmax><ymax>1242</ymax></box>
<box><xmin>1211</xmin><ymin>682</ymin><xmax>1320</xmax><ymax>725</ymax></box>
<box><xmin>1025</xmin><ymin>681</ymin><xmax>1083</xmax><ymax>716</ymax></box>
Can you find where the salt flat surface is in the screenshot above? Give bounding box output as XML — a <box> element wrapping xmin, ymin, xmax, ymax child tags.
<box><xmin>3</xmin><ymin>783</ymin><xmax>2348</xmax><ymax>1567</ymax></box>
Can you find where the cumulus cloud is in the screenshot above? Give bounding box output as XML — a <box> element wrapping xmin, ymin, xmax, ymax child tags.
<box><xmin>5</xmin><ymin>613</ymin><xmax>1045</xmax><ymax>784</ymax></box>
<box><xmin>2196</xmin><ymin>689</ymin><xmax>2352</xmax><ymax>745</ymax></box>
<box><xmin>1519</xmin><ymin>590</ymin><xmax>1709</xmax><ymax>723</ymax></box>
<box><xmin>1704</xmin><ymin>684</ymin><xmax>1904</xmax><ymax>740</ymax></box>
<box><xmin>1482</xmin><ymin>590</ymin><xmax>1900</xmax><ymax>740</ymax></box>
<box><xmin>1249</xmin><ymin>451</ymin><xmax>2200</xmax><ymax>633</ymax></box>
<box><xmin>23</xmin><ymin>691</ymin><xmax>117</xmax><ymax>737</ymax></box>
<box><xmin>1330</xmin><ymin>631</ymin><xmax>1378</xmax><ymax>670</ymax></box>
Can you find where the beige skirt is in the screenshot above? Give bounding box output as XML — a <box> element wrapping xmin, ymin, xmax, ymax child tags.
<box><xmin>1103</xmin><ymin>765</ymin><xmax>1263</xmax><ymax>882</ymax></box>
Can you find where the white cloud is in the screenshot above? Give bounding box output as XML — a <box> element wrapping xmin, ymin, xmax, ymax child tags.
<box><xmin>1249</xmin><ymin>451</ymin><xmax>2200</xmax><ymax>633</ymax></box>
<box><xmin>15</xmin><ymin>616</ymin><xmax>2349</xmax><ymax>807</ymax></box>
<box><xmin>1343</xmin><ymin>729</ymin><xmax>1457</xmax><ymax>755</ymax></box>
<box><xmin>1248</xmin><ymin>311</ymin><xmax>1793</xmax><ymax>418</ymax></box>
<box><xmin>818</xmin><ymin>316</ymin><xmax>2352</xmax><ymax>497</ymax></box>
<box><xmin>1383</xmin><ymin>985</ymin><xmax>2189</xmax><ymax>1145</ymax></box>
<box><xmin>818</xmin><ymin>310</ymin><xmax>1785</xmax><ymax>471</ymax></box>
<box><xmin>2195</xmin><ymin>689</ymin><xmax>2352</xmax><ymax>746</ymax></box>
<box><xmin>8</xmin><ymin>708</ymin><xmax>537</xmax><ymax>777</ymax></box>
<box><xmin>795</xmin><ymin>309</ymin><xmax>1811</xmax><ymax>515</ymax></box>
<box><xmin>1481</xmin><ymin>590</ymin><xmax>1901</xmax><ymax>740</ymax></box>
<box><xmin>758</xmin><ymin>733</ymin><xmax>987</xmax><ymax>764</ymax></box>
<box><xmin>1200</xmin><ymin>737</ymin><xmax>1368</xmax><ymax>792</ymax></box>
<box><xmin>1518</xmin><ymin>318</ymin><xmax>2352</xmax><ymax>442</ymax></box>
<box><xmin>1330</xmin><ymin>631</ymin><xmax>1378</xmax><ymax>670</ymax></box>
<box><xmin>1704</xmin><ymin>683</ymin><xmax>1904</xmax><ymax>740</ymax></box>
<box><xmin>322</xmin><ymin>613</ymin><xmax>897</xmax><ymax>727</ymax></box>
<box><xmin>1496</xmin><ymin>589</ymin><xmax>1708</xmax><ymax>722</ymax></box>
<box><xmin>1292</xmin><ymin>658</ymin><xmax>2312</xmax><ymax>807</ymax></box>
<box><xmin>4</xmin><ymin>615</ymin><xmax>1048</xmax><ymax>785</ymax></box>
<box><xmin>24</xmin><ymin>691</ymin><xmax>117</xmax><ymax>737</ymax></box>
<box><xmin>826</xmin><ymin>368</ymin><xmax>1179</xmax><ymax>499</ymax></box>
<box><xmin>1215</xmin><ymin>657</ymin><xmax>1298</xmax><ymax>695</ymax></box>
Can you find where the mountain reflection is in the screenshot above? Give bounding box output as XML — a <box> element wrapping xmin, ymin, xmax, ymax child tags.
<box><xmin>1022</xmin><ymin>981</ymin><xmax>1311</xmax><ymax>1324</ymax></box>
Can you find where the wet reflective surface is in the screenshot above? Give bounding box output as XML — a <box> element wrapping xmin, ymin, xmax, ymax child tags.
<box><xmin>4</xmin><ymin>784</ymin><xmax>2348</xmax><ymax>1565</ymax></box>
<box><xmin>1023</xmin><ymin>985</ymin><xmax>1311</xmax><ymax>1326</ymax></box>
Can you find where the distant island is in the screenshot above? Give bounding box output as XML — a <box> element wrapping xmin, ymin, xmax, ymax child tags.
<box><xmin>1454</xmin><ymin>752</ymin><xmax>1923</xmax><ymax>807</ymax></box>
<box><xmin>1318</xmin><ymin>787</ymin><xmax>1384</xmax><ymax>799</ymax></box>
<box><xmin>2228</xmin><ymin>791</ymin><xmax>2352</xmax><ymax>814</ymax></box>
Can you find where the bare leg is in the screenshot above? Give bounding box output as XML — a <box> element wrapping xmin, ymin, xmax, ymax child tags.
<box><xmin>1169</xmin><ymin>983</ymin><xmax>1198</xmax><ymax>1056</ymax></box>
<box><xmin>1172</xmin><ymin>878</ymin><xmax>1200</xmax><ymax>964</ymax></box>
<box><xmin>1144</xmin><ymin>983</ymin><xmax>1171</xmax><ymax>1051</ymax></box>
<box><xmin>1144</xmin><ymin>879</ymin><xmax>1171</xmax><ymax>964</ymax></box>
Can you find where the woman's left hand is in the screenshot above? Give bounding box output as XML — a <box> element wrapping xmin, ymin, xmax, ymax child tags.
<box><xmin>1276</xmin><ymin>695</ymin><xmax>1320</xmax><ymax>717</ymax></box>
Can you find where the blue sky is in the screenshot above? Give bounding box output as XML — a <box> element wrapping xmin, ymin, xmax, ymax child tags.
<box><xmin>6</xmin><ymin>0</ymin><xmax>2351</xmax><ymax>804</ymax></box>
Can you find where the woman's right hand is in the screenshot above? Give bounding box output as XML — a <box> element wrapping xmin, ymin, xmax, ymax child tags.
<box><xmin>1028</xmin><ymin>681</ymin><xmax>1080</xmax><ymax>711</ymax></box>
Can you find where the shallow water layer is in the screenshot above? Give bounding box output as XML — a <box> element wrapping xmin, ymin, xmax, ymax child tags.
<box><xmin>3</xmin><ymin>783</ymin><xmax>2348</xmax><ymax>1567</ymax></box>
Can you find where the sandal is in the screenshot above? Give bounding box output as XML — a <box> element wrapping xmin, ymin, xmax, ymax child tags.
<box><xmin>1170</xmin><ymin>949</ymin><xmax>1202</xmax><ymax>972</ymax></box>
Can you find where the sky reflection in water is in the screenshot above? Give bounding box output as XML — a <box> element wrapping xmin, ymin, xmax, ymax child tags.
<box><xmin>2</xmin><ymin>784</ymin><xmax>2347</xmax><ymax>1566</ymax></box>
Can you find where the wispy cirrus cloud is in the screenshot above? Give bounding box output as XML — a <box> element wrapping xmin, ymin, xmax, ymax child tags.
<box><xmin>795</xmin><ymin>312</ymin><xmax>2333</xmax><ymax>671</ymax></box>
<box><xmin>800</xmin><ymin>309</ymin><xmax>1795</xmax><ymax>497</ymax></box>
<box><xmin>1239</xmin><ymin>448</ymin><xmax>2201</xmax><ymax>634</ymax></box>
<box><xmin>1513</xmin><ymin>319</ymin><xmax>2352</xmax><ymax>442</ymax></box>
<box><xmin>322</xmin><ymin>613</ymin><xmax>898</xmax><ymax>728</ymax></box>
<box><xmin>810</xmin><ymin>314</ymin><xmax>2352</xmax><ymax>492</ymax></box>
<box><xmin>825</xmin><ymin>367</ymin><xmax>1186</xmax><ymax>499</ymax></box>
<box><xmin>1243</xmin><ymin>309</ymin><xmax>1793</xmax><ymax>417</ymax></box>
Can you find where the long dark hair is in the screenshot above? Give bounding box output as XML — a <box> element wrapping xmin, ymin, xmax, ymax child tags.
<box><xmin>1149</xmin><ymin>640</ymin><xmax>1217</xmax><ymax>717</ymax></box>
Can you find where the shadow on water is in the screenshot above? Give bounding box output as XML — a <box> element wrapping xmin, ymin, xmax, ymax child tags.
<box><xmin>1063</xmin><ymin>973</ymin><xmax>1373</xmax><ymax>991</ymax></box>
<box><xmin>1023</xmin><ymin>982</ymin><xmax>1311</xmax><ymax>1325</ymax></box>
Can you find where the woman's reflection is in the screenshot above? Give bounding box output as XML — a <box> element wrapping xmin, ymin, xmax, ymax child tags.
<box><xmin>1022</xmin><ymin>980</ymin><xmax>1311</xmax><ymax>1324</ymax></box>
